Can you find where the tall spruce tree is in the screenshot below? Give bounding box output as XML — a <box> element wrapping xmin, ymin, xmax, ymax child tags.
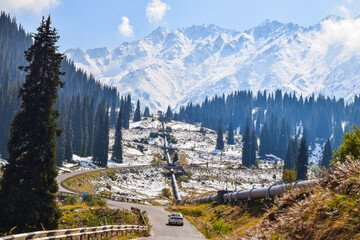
<box><xmin>165</xmin><ymin>105</ymin><xmax>173</xmax><ymax>120</ymax></box>
<box><xmin>0</xmin><ymin>17</ymin><xmax>62</xmax><ymax>232</ymax></box>
<box><xmin>250</xmin><ymin>130</ymin><xmax>257</xmax><ymax>166</ymax></box>
<box><xmin>93</xmin><ymin>102</ymin><xmax>109</xmax><ymax>167</ymax></box>
<box><xmin>259</xmin><ymin>124</ymin><xmax>270</xmax><ymax>158</ymax></box>
<box><xmin>64</xmin><ymin>116</ymin><xmax>73</xmax><ymax>162</ymax></box>
<box><xmin>144</xmin><ymin>106</ymin><xmax>150</xmax><ymax>117</ymax></box>
<box><xmin>112</xmin><ymin>109</ymin><xmax>123</xmax><ymax>163</ymax></box>
<box><xmin>284</xmin><ymin>136</ymin><xmax>297</xmax><ymax>169</ymax></box>
<box><xmin>72</xmin><ymin>95</ymin><xmax>83</xmax><ymax>155</ymax></box>
<box><xmin>227</xmin><ymin>123</ymin><xmax>235</xmax><ymax>144</ymax></box>
<box><xmin>321</xmin><ymin>139</ymin><xmax>332</xmax><ymax>168</ymax></box>
<box><xmin>242</xmin><ymin>127</ymin><xmax>252</xmax><ymax>167</ymax></box>
<box><xmin>133</xmin><ymin>100</ymin><xmax>141</xmax><ymax>122</ymax></box>
<box><xmin>296</xmin><ymin>137</ymin><xmax>308</xmax><ymax>180</ymax></box>
<box><xmin>215</xmin><ymin>122</ymin><xmax>224</xmax><ymax>150</ymax></box>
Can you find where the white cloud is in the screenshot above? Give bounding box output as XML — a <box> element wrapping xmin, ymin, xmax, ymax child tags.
<box><xmin>337</xmin><ymin>4</ymin><xmax>353</xmax><ymax>18</ymax></box>
<box><xmin>118</xmin><ymin>16</ymin><xmax>134</xmax><ymax>37</ymax></box>
<box><xmin>0</xmin><ymin>0</ymin><xmax>59</xmax><ymax>13</ymax></box>
<box><xmin>310</xmin><ymin>18</ymin><xmax>360</xmax><ymax>55</ymax></box>
<box><xmin>146</xmin><ymin>0</ymin><xmax>170</xmax><ymax>24</ymax></box>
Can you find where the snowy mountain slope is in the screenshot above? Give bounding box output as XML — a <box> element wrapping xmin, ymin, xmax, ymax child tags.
<box><xmin>65</xmin><ymin>17</ymin><xmax>360</xmax><ymax>110</ymax></box>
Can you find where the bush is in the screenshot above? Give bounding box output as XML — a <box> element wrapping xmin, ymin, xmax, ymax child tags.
<box><xmin>149</xmin><ymin>132</ymin><xmax>159</xmax><ymax>138</ymax></box>
<box><xmin>180</xmin><ymin>208</ymin><xmax>203</xmax><ymax>217</ymax></box>
<box><xmin>161</xmin><ymin>188</ymin><xmax>172</xmax><ymax>198</ymax></box>
<box><xmin>168</xmin><ymin>135</ymin><xmax>178</xmax><ymax>144</ymax></box>
<box><xmin>282</xmin><ymin>169</ymin><xmax>296</xmax><ymax>183</ymax></box>
<box><xmin>83</xmin><ymin>195</ymin><xmax>107</xmax><ymax>207</ymax></box>
<box><xmin>107</xmin><ymin>170</ymin><xmax>117</xmax><ymax>181</ymax></box>
<box><xmin>63</xmin><ymin>195</ymin><xmax>79</xmax><ymax>205</ymax></box>
<box><xmin>212</xmin><ymin>219</ymin><xmax>232</xmax><ymax>235</ymax></box>
<box><xmin>334</xmin><ymin>126</ymin><xmax>360</xmax><ymax>163</ymax></box>
<box><xmin>179</xmin><ymin>175</ymin><xmax>191</xmax><ymax>183</ymax></box>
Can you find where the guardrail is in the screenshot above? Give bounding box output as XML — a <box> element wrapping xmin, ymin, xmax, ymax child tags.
<box><xmin>182</xmin><ymin>180</ymin><xmax>316</xmax><ymax>204</ymax></box>
<box><xmin>59</xmin><ymin>171</ymin><xmax>146</xmax><ymax>204</ymax></box>
<box><xmin>0</xmin><ymin>225</ymin><xmax>148</xmax><ymax>240</ymax></box>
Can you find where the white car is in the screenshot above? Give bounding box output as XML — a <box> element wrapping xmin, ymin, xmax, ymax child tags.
<box><xmin>168</xmin><ymin>213</ymin><xmax>184</xmax><ymax>226</ymax></box>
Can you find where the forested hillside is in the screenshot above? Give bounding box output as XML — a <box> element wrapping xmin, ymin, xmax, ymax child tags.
<box><xmin>174</xmin><ymin>90</ymin><xmax>360</xmax><ymax>161</ymax></box>
<box><xmin>0</xmin><ymin>12</ymin><xmax>119</xmax><ymax>164</ymax></box>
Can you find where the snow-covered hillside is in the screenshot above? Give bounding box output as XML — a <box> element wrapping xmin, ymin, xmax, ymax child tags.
<box><xmin>66</xmin><ymin>17</ymin><xmax>360</xmax><ymax>110</ymax></box>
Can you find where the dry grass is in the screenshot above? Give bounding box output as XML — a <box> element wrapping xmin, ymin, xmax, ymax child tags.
<box><xmin>168</xmin><ymin>200</ymin><xmax>269</xmax><ymax>239</ymax></box>
<box><xmin>251</xmin><ymin>160</ymin><xmax>360</xmax><ymax>240</ymax></box>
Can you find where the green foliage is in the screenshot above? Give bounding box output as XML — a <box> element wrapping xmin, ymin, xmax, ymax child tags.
<box><xmin>0</xmin><ymin>16</ymin><xmax>63</xmax><ymax>233</ymax></box>
<box><xmin>212</xmin><ymin>219</ymin><xmax>232</xmax><ymax>235</ymax></box>
<box><xmin>149</xmin><ymin>131</ymin><xmax>159</xmax><ymax>138</ymax></box>
<box><xmin>216</xmin><ymin>122</ymin><xmax>224</xmax><ymax>150</ymax></box>
<box><xmin>133</xmin><ymin>100</ymin><xmax>141</xmax><ymax>122</ymax></box>
<box><xmin>179</xmin><ymin>175</ymin><xmax>191</xmax><ymax>182</ymax></box>
<box><xmin>63</xmin><ymin>195</ymin><xmax>80</xmax><ymax>205</ymax></box>
<box><xmin>282</xmin><ymin>169</ymin><xmax>296</xmax><ymax>183</ymax></box>
<box><xmin>167</xmin><ymin>135</ymin><xmax>178</xmax><ymax>144</ymax></box>
<box><xmin>334</xmin><ymin>126</ymin><xmax>360</xmax><ymax>163</ymax></box>
<box><xmin>111</xmin><ymin>109</ymin><xmax>123</xmax><ymax>163</ymax></box>
<box><xmin>107</xmin><ymin>170</ymin><xmax>117</xmax><ymax>181</ymax></box>
<box><xmin>296</xmin><ymin>137</ymin><xmax>308</xmax><ymax>180</ymax></box>
<box><xmin>83</xmin><ymin>195</ymin><xmax>107</xmax><ymax>207</ymax></box>
<box><xmin>179</xmin><ymin>208</ymin><xmax>203</xmax><ymax>217</ymax></box>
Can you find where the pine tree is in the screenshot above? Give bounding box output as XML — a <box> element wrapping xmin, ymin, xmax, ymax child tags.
<box><xmin>250</xmin><ymin>130</ymin><xmax>257</xmax><ymax>166</ymax></box>
<box><xmin>85</xmin><ymin>98</ymin><xmax>95</xmax><ymax>156</ymax></box>
<box><xmin>296</xmin><ymin>137</ymin><xmax>308</xmax><ymax>180</ymax></box>
<box><xmin>56</xmin><ymin>105</ymin><xmax>66</xmax><ymax>166</ymax></box>
<box><xmin>284</xmin><ymin>137</ymin><xmax>297</xmax><ymax>169</ymax></box>
<box><xmin>133</xmin><ymin>100</ymin><xmax>141</xmax><ymax>122</ymax></box>
<box><xmin>227</xmin><ymin>123</ymin><xmax>235</xmax><ymax>144</ymax></box>
<box><xmin>111</xmin><ymin>109</ymin><xmax>123</xmax><ymax>163</ymax></box>
<box><xmin>72</xmin><ymin>95</ymin><xmax>83</xmax><ymax>155</ymax></box>
<box><xmin>242</xmin><ymin>127</ymin><xmax>252</xmax><ymax>167</ymax></box>
<box><xmin>278</xmin><ymin>118</ymin><xmax>289</xmax><ymax>159</ymax></box>
<box><xmin>215</xmin><ymin>122</ymin><xmax>224</xmax><ymax>150</ymax></box>
<box><xmin>0</xmin><ymin>17</ymin><xmax>62</xmax><ymax>232</ymax></box>
<box><xmin>165</xmin><ymin>105</ymin><xmax>173</xmax><ymax>121</ymax></box>
<box><xmin>64</xmin><ymin>116</ymin><xmax>73</xmax><ymax>162</ymax></box>
<box><xmin>144</xmin><ymin>106</ymin><xmax>150</xmax><ymax>117</ymax></box>
<box><xmin>93</xmin><ymin>102</ymin><xmax>109</xmax><ymax>167</ymax></box>
<box><xmin>321</xmin><ymin>139</ymin><xmax>332</xmax><ymax>168</ymax></box>
<box><xmin>259</xmin><ymin>124</ymin><xmax>270</xmax><ymax>158</ymax></box>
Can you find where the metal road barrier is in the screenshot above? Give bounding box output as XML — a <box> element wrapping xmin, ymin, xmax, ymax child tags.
<box><xmin>59</xmin><ymin>171</ymin><xmax>146</xmax><ymax>204</ymax></box>
<box><xmin>182</xmin><ymin>180</ymin><xmax>316</xmax><ymax>204</ymax></box>
<box><xmin>0</xmin><ymin>225</ymin><xmax>148</xmax><ymax>240</ymax></box>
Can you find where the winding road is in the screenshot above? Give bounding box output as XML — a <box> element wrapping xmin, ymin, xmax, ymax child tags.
<box><xmin>56</xmin><ymin>170</ymin><xmax>205</xmax><ymax>240</ymax></box>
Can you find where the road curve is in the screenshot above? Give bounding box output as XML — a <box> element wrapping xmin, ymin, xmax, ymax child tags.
<box><xmin>56</xmin><ymin>170</ymin><xmax>205</xmax><ymax>240</ymax></box>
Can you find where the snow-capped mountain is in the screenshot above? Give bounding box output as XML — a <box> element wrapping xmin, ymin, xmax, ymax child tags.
<box><xmin>66</xmin><ymin>17</ymin><xmax>360</xmax><ymax>110</ymax></box>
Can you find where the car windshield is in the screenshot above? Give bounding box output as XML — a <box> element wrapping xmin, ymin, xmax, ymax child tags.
<box><xmin>171</xmin><ymin>213</ymin><xmax>182</xmax><ymax>218</ymax></box>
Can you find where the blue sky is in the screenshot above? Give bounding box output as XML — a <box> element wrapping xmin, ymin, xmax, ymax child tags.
<box><xmin>1</xmin><ymin>0</ymin><xmax>359</xmax><ymax>50</ymax></box>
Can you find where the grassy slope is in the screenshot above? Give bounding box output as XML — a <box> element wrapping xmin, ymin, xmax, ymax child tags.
<box><xmin>169</xmin><ymin>160</ymin><xmax>360</xmax><ymax>240</ymax></box>
<box><xmin>254</xmin><ymin>160</ymin><xmax>360</xmax><ymax>240</ymax></box>
<box><xmin>168</xmin><ymin>200</ymin><xmax>269</xmax><ymax>239</ymax></box>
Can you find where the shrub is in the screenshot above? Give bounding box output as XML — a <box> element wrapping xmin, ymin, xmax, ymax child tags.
<box><xmin>83</xmin><ymin>195</ymin><xmax>107</xmax><ymax>207</ymax></box>
<box><xmin>179</xmin><ymin>175</ymin><xmax>190</xmax><ymax>182</ymax></box>
<box><xmin>282</xmin><ymin>169</ymin><xmax>296</xmax><ymax>183</ymax></box>
<box><xmin>63</xmin><ymin>195</ymin><xmax>79</xmax><ymax>205</ymax></box>
<box><xmin>212</xmin><ymin>219</ymin><xmax>232</xmax><ymax>235</ymax></box>
<box><xmin>334</xmin><ymin>126</ymin><xmax>360</xmax><ymax>163</ymax></box>
<box><xmin>161</xmin><ymin>188</ymin><xmax>172</xmax><ymax>198</ymax></box>
<box><xmin>149</xmin><ymin>132</ymin><xmax>159</xmax><ymax>138</ymax></box>
<box><xmin>106</xmin><ymin>170</ymin><xmax>117</xmax><ymax>181</ymax></box>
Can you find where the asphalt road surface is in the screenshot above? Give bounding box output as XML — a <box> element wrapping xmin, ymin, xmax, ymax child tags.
<box><xmin>56</xmin><ymin>170</ymin><xmax>205</xmax><ymax>240</ymax></box>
